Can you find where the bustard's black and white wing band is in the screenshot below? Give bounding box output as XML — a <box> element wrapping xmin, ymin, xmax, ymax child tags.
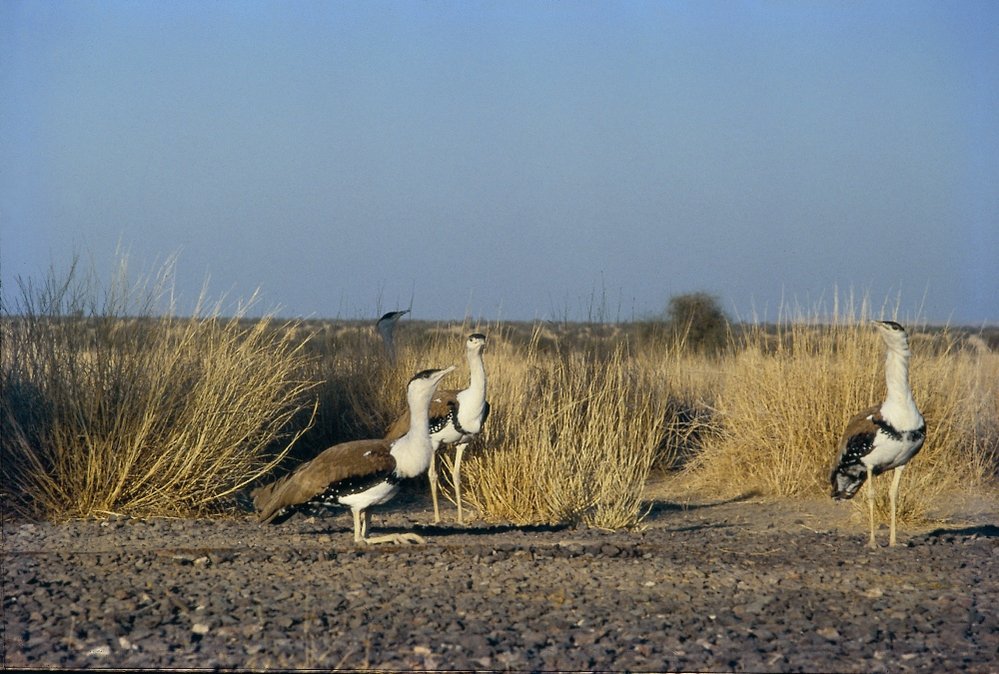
<box><xmin>831</xmin><ymin>406</ymin><xmax>926</xmax><ymax>500</ymax></box>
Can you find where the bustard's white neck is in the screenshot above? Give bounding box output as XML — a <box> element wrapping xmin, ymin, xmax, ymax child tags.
<box><xmin>376</xmin><ymin>310</ymin><xmax>409</xmax><ymax>365</ymax></box>
<box><xmin>392</xmin><ymin>365</ymin><xmax>455</xmax><ymax>477</ymax></box>
<box><xmin>455</xmin><ymin>333</ymin><xmax>488</xmax><ymax>434</ymax></box>
<box><xmin>876</xmin><ymin>321</ymin><xmax>922</xmax><ymax>428</ymax></box>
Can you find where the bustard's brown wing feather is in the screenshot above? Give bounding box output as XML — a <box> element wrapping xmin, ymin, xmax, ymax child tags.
<box><xmin>384</xmin><ymin>389</ymin><xmax>458</xmax><ymax>441</ymax></box>
<box><xmin>830</xmin><ymin>405</ymin><xmax>881</xmax><ymax>478</ymax></box>
<box><xmin>838</xmin><ymin>405</ymin><xmax>882</xmax><ymax>448</ymax></box>
<box><xmin>253</xmin><ymin>439</ymin><xmax>395</xmax><ymax>523</ymax></box>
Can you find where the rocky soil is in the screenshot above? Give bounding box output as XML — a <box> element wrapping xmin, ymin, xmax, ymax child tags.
<box><xmin>3</xmin><ymin>486</ymin><xmax>997</xmax><ymax>672</ymax></box>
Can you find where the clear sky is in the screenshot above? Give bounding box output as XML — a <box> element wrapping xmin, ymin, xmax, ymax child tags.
<box><xmin>2</xmin><ymin>1</ymin><xmax>997</xmax><ymax>325</ymax></box>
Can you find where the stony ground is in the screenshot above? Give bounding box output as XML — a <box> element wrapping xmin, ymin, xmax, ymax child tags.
<box><xmin>2</xmin><ymin>485</ymin><xmax>997</xmax><ymax>672</ymax></box>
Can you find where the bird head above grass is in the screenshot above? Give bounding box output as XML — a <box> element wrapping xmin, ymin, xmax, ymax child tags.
<box><xmin>873</xmin><ymin>320</ymin><xmax>911</xmax><ymax>354</ymax></box>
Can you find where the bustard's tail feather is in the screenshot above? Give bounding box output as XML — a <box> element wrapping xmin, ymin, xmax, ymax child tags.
<box><xmin>251</xmin><ymin>477</ymin><xmax>295</xmax><ymax>524</ymax></box>
<box><xmin>250</xmin><ymin>482</ymin><xmax>274</xmax><ymax>509</ymax></box>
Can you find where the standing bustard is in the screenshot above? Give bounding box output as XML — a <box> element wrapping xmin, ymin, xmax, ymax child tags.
<box><xmin>252</xmin><ymin>366</ymin><xmax>455</xmax><ymax>545</ymax></box>
<box><xmin>384</xmin><ymin>333</ymin><xmax>489</xmax><ymax>524</ymax></box>
<box><xmin>830</xmin><ymin>321</ymin><xmax>926</xmax><ymax>548</ymax></box>
<box><xmin>376</xmin><ymin>310</ymin><xmax>409</xmax><ymax>365</ymax></box>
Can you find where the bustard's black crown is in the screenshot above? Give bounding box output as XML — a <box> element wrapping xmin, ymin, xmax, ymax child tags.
<box><xmin>378</xmin><ymin>310</ymin><xmax>408</xmax><ymax>322</ymax></box>
<box><xmin>410</xmin><ymin>368</ymin><xmax>446</xmax><ymax>382</ymax></box>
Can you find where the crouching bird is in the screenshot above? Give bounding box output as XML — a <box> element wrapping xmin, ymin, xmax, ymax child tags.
<box><xmin>384</xmin><ymin>333</ymin><xmax>489</xmax><ymax>524</ymax></box>
<box><xmin>830</xmin><ymin>321</ymin><xmax>926</xmax><ymax>548</ymax></box>
<box><xmin>252</xmin><ymin>366</ymin><xmax>455</xmax><ymax>545</ymax></box>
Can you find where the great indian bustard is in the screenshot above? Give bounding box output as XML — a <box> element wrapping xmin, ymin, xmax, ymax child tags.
<box><xmin>384</xmin><ymin>333</ymin><xmax>489</xmax><ymax>524</ymax></box>
<box><xmin>252</xmin><ymin>366</ymin><xmax>455</xmax><ymax>545</ymax></box>
<box><xmin>830</xmin><ymin>320</ymin><xmax>926</xmax><ymax>548</ymax></box>
<box><xmin>376</xmin><ymin>310</ymin><xmax>409</xmax><ymax>365</ymax></box>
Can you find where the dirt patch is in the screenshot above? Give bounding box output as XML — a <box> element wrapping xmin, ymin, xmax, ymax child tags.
<box><xmin>3</xmin><ymin>485</ymin><xmax>997</xmax><ymax>672</ymax></box>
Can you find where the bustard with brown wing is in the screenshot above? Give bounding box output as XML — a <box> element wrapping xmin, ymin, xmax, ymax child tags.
<box><xmin>830</xmin><ymin>321</ymin><xmax>926</xmax><ymax>548</ymax></box>
<box><xmin>252</xmin><ymin>366</ymin><xmax>454</xmax><ymax>545</ymax></box>
<box><xmin>385</xmin><ymin>333</ymin><xmax>489</xmax><ymax>524</ymax></box>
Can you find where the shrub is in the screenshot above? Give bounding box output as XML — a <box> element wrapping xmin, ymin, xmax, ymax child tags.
<box><xmin>665</xmin><ymin>292</ymin><xmax>730</xmax><ymax>355</ymax></box>
<box><xmin>1</xmin><ymin>257</ymin><xmax>318</xmax><ymax>520</ymax></box>
<box><xmin>681</xmin><ymin>300</ymin><xmax>998</xmax><ymax>522</ymax></box>
<box><xmin>454</xmin><ymin>325</ymin><xmax>691</xmax><ymax>528</ymax></box>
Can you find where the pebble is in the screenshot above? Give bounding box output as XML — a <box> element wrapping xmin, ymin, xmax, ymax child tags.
<box><xmin>816</xmin><ymin>627</ymin><xmax>841</xmax><ymax>642</ymax></box>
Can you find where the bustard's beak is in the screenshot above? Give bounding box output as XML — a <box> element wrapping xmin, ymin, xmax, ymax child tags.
<box><xmin>433</xmin><ymin>365</ymin><xmax>456</xmax><ymax>383</ymax></box>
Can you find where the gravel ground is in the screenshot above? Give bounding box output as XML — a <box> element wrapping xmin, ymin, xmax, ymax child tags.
<box><xmin>3</xmin><ymin>486</ymin><xmax>997</xmax><ymax>672</ymax></box>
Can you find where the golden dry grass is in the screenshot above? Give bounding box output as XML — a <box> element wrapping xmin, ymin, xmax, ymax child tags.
<box><xmin>359</xmin><ymin>324</ymin><xmax>703</xmax><ymax>528</ymax></box>
<box><xmin>681</xmin><ymin>308</ymin><xmax>998</xmax><ymax>523</ymax></box>
<box><xmin>1</xmin><ymin>261</ymin><xmax>318</xmax><ymax>520</ymax></box>
<box><xmin>4</xmin><ymin>260</ymin><xmax>995</xmax><ymax>528</ymax></box>
<box><xmin>295</xmin><ymin>307</ymin><xmax>996</xmax><ymax>529</ymax></box>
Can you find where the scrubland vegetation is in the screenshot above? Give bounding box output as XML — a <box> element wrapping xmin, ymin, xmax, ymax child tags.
<box><xmin>3</xmin><ymin>259</ymin><xmax>996</xmax><ymax>527</ymax></box>
<box><xmin>681</xmin><ymin>313</ymin><xmax>998</xmax><ymax>522</ymax></box>
<box><xmin>1</xmin><ymin>259</ymin><xmax>318</xmax><ymax>520</ymax></box>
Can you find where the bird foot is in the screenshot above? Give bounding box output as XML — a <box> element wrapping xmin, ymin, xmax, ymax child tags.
<box><xmin>361</xmin><ymin>532</ymin><xmax>426</xmax><ymax>546</ymax></box>
<box><xmin>868</xmin><ymin>538</ymin><xmax>879</xmax><ymax>550</ymax></box>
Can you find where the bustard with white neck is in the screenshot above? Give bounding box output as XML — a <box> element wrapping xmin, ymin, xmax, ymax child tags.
<box><xmin>376</xmin><ymin>310</ymin><xmax>409</xmax><ymax>365</ymax></box>
<box><xmin>385</xmin><ymin>333</ymin><xmax>489</xmax><ymax>524</ymax></box>
<box><xmin>252</xmin><ymin>366</ymin><xmax>454</xmax><ymax>545</ymax></box>
<box><xmin>830</xmin><ymin>321</ymin><xmax>926</xmax><ymax>548</ymax></box>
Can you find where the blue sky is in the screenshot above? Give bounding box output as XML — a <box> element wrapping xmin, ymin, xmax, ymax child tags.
<box><xmin>2</xmin><ymin>1</ymin><xmax>997</xmax><ymax>324</ymax></box>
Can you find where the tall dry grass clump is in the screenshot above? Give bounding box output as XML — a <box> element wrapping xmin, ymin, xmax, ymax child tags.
<box><xmin>684</xmin><ymin>300</ymin><xmax>997</xmax><ymax>521</ymax></box>
<box><xmin>962</xmin><ymin>334</ymin><xmax>999</xmax><ymax>479</ymax></box>
<box><xmin>454</xmin><ymin>325</ymin><xmax>691</xmax><ymax>528</ymax></box>
<box><xmin>1</xmin><ymin>258</ymin><xmax>317</xmax><ymax>520</ymax></box>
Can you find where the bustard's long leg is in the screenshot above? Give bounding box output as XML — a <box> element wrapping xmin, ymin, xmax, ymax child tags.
<box><xmin>428</xmin><ymin>451</ymin><xmax>441</xmax><ymax>524</ymax></box>
<box><xmin>352</xmin><ymin>509</ymin><xmax>364</xmax><ymax>544</ymax></box>
<box><xmin>889</xmin><ymin>465</ymin><xmax>904</xmax><ymax>547</ymax></box>
<box><xmin>354</xmin><ymin>508</ymin><xmax>425</xmax><ymax>545</ymax></box>
<box><xmin>453</xmin><ymin>442</ymin><xmax>467</xmax><ymax>525</ymax></box>
<box><xmin>866</xmin><ymin>464</ymin><xmax>877</xmax><ymax>549</ymax></box>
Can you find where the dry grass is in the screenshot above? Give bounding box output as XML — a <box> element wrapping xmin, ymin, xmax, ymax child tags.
<box><xmin>293</xmin><ymin>306</ymin><xmax>996</xmax><ymax>529</ymax></box>
<box><xmin>422</xmin><ymin>325</ymin><xmax>694</xmax><ymax>528</ymax></box>
<box><xmin>4</xmin><ymin>259</ymin><xmax>994</xmax><ymax>529</ymax></box>
<box><xmin>1</xmin><ymin>259</ymin><xmax>318</xmax><ymax>520</ymax></box>
<box><xmin>307</xmin><ymin>320</ymin><xmax>699</xmax><ymax>529</ymax></box>
<box><xmin>681</xmin><ymin>303</ymin><xmax>999</xmax><ymax>522</ymax></box>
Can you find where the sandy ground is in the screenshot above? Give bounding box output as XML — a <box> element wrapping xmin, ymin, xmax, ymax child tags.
<box><xmin>2</xmin><ymin>482</ymin><xmax>997</xmax><ymax>672</ymax></box>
